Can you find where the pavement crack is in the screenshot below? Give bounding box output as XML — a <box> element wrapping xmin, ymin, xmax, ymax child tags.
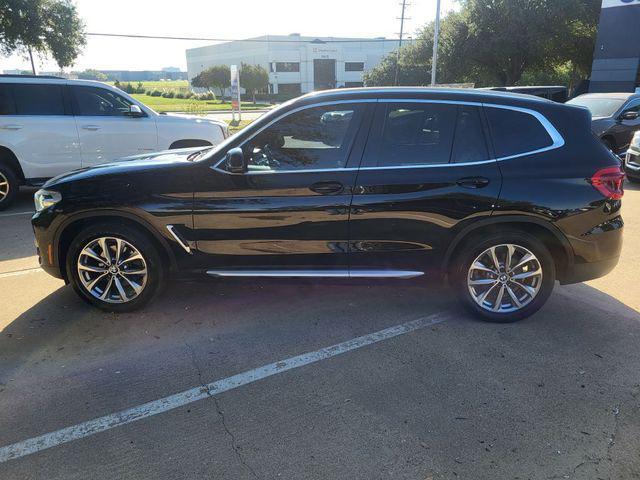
<box><xmin>184</xmin><ymin>342</ymin><xmax>259</xmax><ymax>479</ymax></box>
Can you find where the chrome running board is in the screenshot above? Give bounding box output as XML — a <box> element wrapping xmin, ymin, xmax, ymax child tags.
<box><xmin>205</xmin><ymin>269</ymin><xmax>424</xmax><ymax>279</ymax></box>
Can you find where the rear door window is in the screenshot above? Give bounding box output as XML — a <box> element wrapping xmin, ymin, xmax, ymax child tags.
<box><xmin>12</xmin><ymin>84</ymin><xmax>66</xmax><ymax>115</ymax></box>
<box><xmin>364</xmin><ymin>102</ymin><xmax>458</xmax><ymax>167</ymax></box>
<box><xmin>486</xmin><ymin>107</ymin><xmax>553</xmax><ymax>158</ymax></box>
<box><xmin>451</xmin><ymin>105</ymin><xmax>489</xmax><ymax>163</ymax></box>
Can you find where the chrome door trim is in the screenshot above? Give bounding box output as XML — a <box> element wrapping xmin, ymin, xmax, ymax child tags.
<box><xmin>166</xmin><ymin>225</ymin><xmax>192</xmax><ymax>254</ymax></box>
<box><xmin>206</xmin><ymin>269</ymin><xmax>424</xmax><ymax>279</ymax></box>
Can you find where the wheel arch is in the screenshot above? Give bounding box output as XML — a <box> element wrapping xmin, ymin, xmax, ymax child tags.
<box><xmin>443</xmin><ymin>216</ymin><xmax>574</xmax><ymax>280</ymax></box>
<box><xmin>55</xmin><ymin>211</ymin><xmax>177</xmax><ymax>281</ymax></box>
<box><xmin>0</xmin><ymin>145</ymin><xmax>25</xmax><ymax>182</ymax></box>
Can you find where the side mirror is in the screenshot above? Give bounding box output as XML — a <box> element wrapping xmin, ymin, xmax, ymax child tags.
<box><xmin>126</xmin><ymin>104</ymin><xmax>144</xmax><ymax>117</ymax></box>
<box><xmin>620</xmin><ymin>110</ymin><xmax>639</xmax><ymax>121</ymax></box>
<box><xmin>225</xmin><ymin>147</ymin><xmax>246</xmax><ymax>173</ymax></box>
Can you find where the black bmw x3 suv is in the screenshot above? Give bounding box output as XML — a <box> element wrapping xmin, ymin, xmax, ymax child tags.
<box><xmin>32</xmin><ymin>88</ymin><xmax>624</xmax><ymax>322</ymax></box>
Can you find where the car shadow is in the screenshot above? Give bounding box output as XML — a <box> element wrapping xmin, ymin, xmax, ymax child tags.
<box><xmin>1</xmin><ymin>276</ymin><xmax>639</xmax><ymax>388</ymax></box>
<box><xmin>0</xmin><ymin>188</ymin><xmax>38</xmax><ymax>264</ymax></box>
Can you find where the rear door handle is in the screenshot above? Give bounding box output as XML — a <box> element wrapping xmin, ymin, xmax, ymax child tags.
<box><xmin>81</xmin><ymin>125</ymin><xmax>101</xmax><ymax>131</ymax></box>
<box><xmin>1</xmin><ymin>124</ymin><xmax>22</xmax><ymax>130</ymax></box>
<box><xmin>310</xmin><ymin>181</ymin><xmax>344</xmax><ymax>195</ymax></box>
<box><xmin>456</xmin><ymin>176</ymin><xmax>490</xmax><ymax>189</ymax></box>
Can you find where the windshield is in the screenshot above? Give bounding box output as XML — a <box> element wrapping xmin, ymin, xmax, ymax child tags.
<box><xmin>566</xmin><ymin>96</ymin><xmax>626</xmax><ymax>118</ymax></box>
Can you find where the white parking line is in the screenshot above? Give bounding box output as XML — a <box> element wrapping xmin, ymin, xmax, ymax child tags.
<box><xmin>0</xmin><ymin>267</ymin><xmax>42</xmax><ymax>279</ymax></box>
<box><xmin>0</xmin><ymin>312</ymin><xmax>452</xmax><ymax>463</ymax></box>
<box><xmin>0</xmin><ymin>211</ymin><xmax>33</xmax><ymax>218</ymax></box>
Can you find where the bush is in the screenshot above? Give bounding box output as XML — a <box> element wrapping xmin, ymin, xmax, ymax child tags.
<box><xmin>184</xmin><ymin>91</ymin><xmax>194</xmax><ymax>99</ymax></box>
<box><xmin>149</xmin><ymin>90</ymin><xmax>162</xmax><ymax>97</ymax></box>
<box><xmin>135</xmin><ymin>82</ymin><xmax>145</xmax><ymax>94</ymax></box>
<box><xmin>161</xmin><ymin>91</ymin><xmax>175</xmax><ymax>98</ymax></box>
<box><xmin>175</xmin><ymin>92</ymin><xmax>185</xmax><ymax>99</ymax></box>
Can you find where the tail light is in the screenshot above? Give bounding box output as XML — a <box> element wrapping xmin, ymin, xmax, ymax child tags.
<box><xmin>590</xmin><ymin>166</ymin><xmax>625</xmax><ymax>200</ymax></box>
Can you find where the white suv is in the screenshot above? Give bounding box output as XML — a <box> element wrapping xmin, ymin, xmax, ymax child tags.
<box><xmin>0</xmin><ymin>75</ymin><xmax>229</xmax><ymax>209</ymax></box>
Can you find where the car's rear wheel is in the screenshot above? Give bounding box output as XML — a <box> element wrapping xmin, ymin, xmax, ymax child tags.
<box><xmin>453</xmin><ymin>231</ymin><xmax>556</xmax><ymax>322</ymax></box>
<box><xmin>67</xmin><ymin>223</ymin><xmax>166</xmax><ymax>312</ymax></box>
<box><xmin>0</xmin><ymin>164</ymin><xmax>18</xmax><ymax>210</ymax></box>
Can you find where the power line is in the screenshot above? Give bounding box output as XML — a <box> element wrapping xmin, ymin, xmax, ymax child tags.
<box><xmin>85</xmin><ymin>32</ymin><xmax>403</xmax><ymax>43</ymax></box>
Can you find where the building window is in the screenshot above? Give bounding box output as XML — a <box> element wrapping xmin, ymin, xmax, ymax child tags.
<box><xmin>345</xmin><ymin>62</ymin><xmax>365</xmax><ymax>72</ymax></box>
<box><xmin>275</xmin><ymin>62</ymin><xmax>300</xmax><ymax>73</ymax></box>
<box><xmin>344</xmin><ymin>82</ymin><xmax>364</xmax><ymax>88</ymax></box>
<box><xmin>278</xmin><ymin>83</ymin><xmax>302</xmax><ymax>95</ymax></box>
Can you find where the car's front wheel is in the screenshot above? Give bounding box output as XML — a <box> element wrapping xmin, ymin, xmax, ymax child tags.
<box><xmin>453</xmin><ymin>231</ymin><xmax>556</xmax><ymax>322</ymax></box>
<box><xmin>67</xmin><ymin>223</ymin><xmax>166</xmax><ymax>312</ymax></box>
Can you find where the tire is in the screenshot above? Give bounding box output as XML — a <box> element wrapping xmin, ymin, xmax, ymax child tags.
<box><xmin>66</xmin><ymin>222</ymin><xmax>166</xmax><ymax>312</ymax></box>
<box><xmin>0</xmin><ymin>164</ymin><xmax>18</xmax><ymax>211</ymax></box>
<box><xmin>452</xmin><ymin>230</ymin><xmax>556</xmax><ymax>323</ymax></box>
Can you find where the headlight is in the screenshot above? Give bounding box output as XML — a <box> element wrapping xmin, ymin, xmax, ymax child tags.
<box><xmin>34</xmin><ymin>189</ymin><xmax>62</xmax><ymax>211</ymax></box>
<box><xmin>632</xmin><ymin>133</ymin><xmax>640</xmax><ymax>149</ymax></box>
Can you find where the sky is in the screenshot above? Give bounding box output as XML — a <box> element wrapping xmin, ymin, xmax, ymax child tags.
<box><xmin>0</xmin><ymin>0</ymin><xmax>459</xmax><ymax>73</ymax></box>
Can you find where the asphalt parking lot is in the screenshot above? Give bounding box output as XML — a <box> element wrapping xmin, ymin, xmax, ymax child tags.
<box><xmin>1</xmin><ymin>184</ymin><xmax>639</xmax><ymax>480</ymax></box>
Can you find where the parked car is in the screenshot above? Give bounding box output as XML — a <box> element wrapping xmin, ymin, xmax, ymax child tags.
<box><xmin>566</xmin><ymin>92</ymin><xmax>640</xmax><ymax>154</ymax></box>
<box><xmin>483</xmin><ymin>86</ymin><xmax>568</xmax><ymax>103</ymax></box>
<box><xmin>0</xmin><ymin>75</ymin><xmax>228</xmax><ymax>209</ymax></box>
<box><xmin>624</xmin><ymin>130</ymin><xmax>640</xmax><ymax>182</ymax></box>
<box><xmin>32</xmin><ymin>87</ymin><xmax>624</xmax><ymax>322</ymax></box>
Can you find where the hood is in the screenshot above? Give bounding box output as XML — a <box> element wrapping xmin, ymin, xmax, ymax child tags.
<box><xmin>43</xmin><ymin>147</ymin><xmax>208</xmax><ymax>188</ymax></box>
<box><xmin>159</xmin><ymin>113</ymin><xmax>226</xmax><ymax>127</ymax></box>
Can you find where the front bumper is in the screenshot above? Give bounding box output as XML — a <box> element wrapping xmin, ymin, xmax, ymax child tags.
<box><xmin>32</xmin><ymin>210</ymin><xmax>66</xmax><ymax>280</ymax></box>
<box><xmin>625</xmin><ymin>148</ymin><xmax>640</xmax><ymax>179</ymax></box>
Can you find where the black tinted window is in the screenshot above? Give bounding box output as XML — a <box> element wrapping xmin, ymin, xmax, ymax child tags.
<box><xmin>73</xmin><ymin>86</ymin><xmax>134</xmax><ymax>116</ymax></box>
<box><xmin>367</xmin><ymin>103</ymin><xmax>457</xmax><ymax>167</ymax></box>
<box><xmin>486</xmin><ymin>107</ymin><xmax>553</xmax><ymax>158</ymax></box>
<box><xmin>0</xmin><ymin>85</ymin><xmax>15</xmax><ymax>115</ymax></box>
<box><xmin>13</xmin><ymin>84</ymin><xmax>65</xmax><ymax>115</ymax></box>
<box><xmin>242</xmin><ymin>104</ymin><xmax>363</xmax><ymax>171</ymax></box>
<box><xmin>452</xmin><ymin>106</ymin><xmax>489</xmax><ymax>163</ymax></box>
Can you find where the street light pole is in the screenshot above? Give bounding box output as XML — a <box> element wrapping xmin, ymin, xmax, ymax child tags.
<box><xmin>430</xmin><ymin>0</ymin><xmax>441</xmax><ymax>86</ymax></box>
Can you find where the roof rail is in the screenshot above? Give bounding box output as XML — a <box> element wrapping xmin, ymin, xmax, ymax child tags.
<box><xmin>0</xmin><ymin>74</ymin><xmax>64</xmax><ymax>79</ymax></box>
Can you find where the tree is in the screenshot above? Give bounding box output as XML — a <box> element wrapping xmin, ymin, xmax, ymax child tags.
<box><xmin>0</xmin><ymin>0</ymin><xmax>86</xmax><ymax>72</ymax></box>
<box><xmin>364</xmin><ymin>0</ymin><xmax>601</xmax><ymax>88</ymax></box>
<box><xmin>240</xmin><ymin>63</ymin><xmax>268</xmax><ymax>103</ymax></box>
<box><xmin>191</xmin><ymin>65</ymin><xmax>231</xmax><ymax>98</ymax></box>
<box><xmin>77</xmin><ymin>69</ymin><xmax>107</xmax><ymax>81</ymax></box>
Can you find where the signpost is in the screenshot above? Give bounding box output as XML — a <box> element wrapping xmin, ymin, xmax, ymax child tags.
<box><xmin>230</xmin><ymin>64</ymin><xmax>241</xmax><ymax>122</ymax></box>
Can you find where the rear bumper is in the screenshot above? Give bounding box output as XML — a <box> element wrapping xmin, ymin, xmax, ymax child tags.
<box><xmin>559</xmin><ymin>255</ymin><xmax>620</xmax><ymax>285</ymax></box>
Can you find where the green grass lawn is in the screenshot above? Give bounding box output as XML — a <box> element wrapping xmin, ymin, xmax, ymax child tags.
<box><xmin>108</xmin><ymin>80</ymin><xmax>189</xmax><ymax>90</ymax></box>
<box><xmin>131</xmin><ymin>94</ymin><xmax>270</xmax><ymax>113</ymax></box>
<box><xmin>226</xmin><ymin>119</ymin><xmax>255</xmax><ymax>134</ymax></box>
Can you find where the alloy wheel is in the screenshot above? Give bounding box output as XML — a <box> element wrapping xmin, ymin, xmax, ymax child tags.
<box><xmin>467</xmin><ymin>244</ymin><xmax>543</xmax><ymax>313</ymax></box>
<box><xmin>77</xmin><ymin>236</ymin><xmax>148</xmax><ymax>303</ymax></box>
<box><xmin>0</xmin><ymin>171</ymin><xmax>9</xmax><ymax>201</ymax></box>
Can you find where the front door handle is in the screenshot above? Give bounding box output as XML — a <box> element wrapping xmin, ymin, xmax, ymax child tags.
<box><xmin>0</xmin><ymin>124</ymin><xmax>22</xmax><ymax>130</ymax></box>
<box><xmin>310</xmin><ymin>181</ymin><xmax>344</xmax><ymax>195</ymax></box>
<box><xmin>456</xmin><ymin>176</ymin><xmax>490</xmax><ymax>189</ymax></box>
<box><xmin>81</xmin><ymin>125</ymin><xmax>101</xmax><ymax>131</ymax></box>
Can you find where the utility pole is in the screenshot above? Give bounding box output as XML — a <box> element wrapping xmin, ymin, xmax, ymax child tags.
<box><xmin>394</xmin><ymin>0</ymin><xmax>410</xmax><ymax>86</ymax></box>
<box><xmin>28</xmin><ymin>48</ymin><xmax>36</xmax><ymax>75</ymax></box>
<box><xmin>430</xmin><ymin>0</ymin><xmax>441</xmax><ymax>86</ymax></box>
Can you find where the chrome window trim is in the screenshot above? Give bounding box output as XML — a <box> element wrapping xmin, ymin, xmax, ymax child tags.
<box><xmin>212</xmin><ymin>98</ymin><xmax>565</xmax><ymax>175</ymax></box>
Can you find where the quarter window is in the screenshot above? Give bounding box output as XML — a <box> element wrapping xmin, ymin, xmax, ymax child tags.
<box><xmin>486</xmin><ymin>107</ymin><xmax>553</xmax><ymax>158</ymax></box>
<box><xmin>241</xmin><ymin>104</ymin><xmax>364</xmax><ymax>172</ymax></box>
<box><xmin>13</xmin><ymin>84</ymin><xmax>66</xmax><ymax>115</ymax></box>
<box><xmin>72</xmin><ymin>86</ymin><xmax>135</xmax><ymax>116</ymax></box>
<box><xmin>365</xmin><ymin>102</ymin><xmax>458</xmax><ymax>167</ymax></box>
<box><xmin>451</xmin><ymin>106</ymin><xmax>489</xmax><ymax>163</ymax></box>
